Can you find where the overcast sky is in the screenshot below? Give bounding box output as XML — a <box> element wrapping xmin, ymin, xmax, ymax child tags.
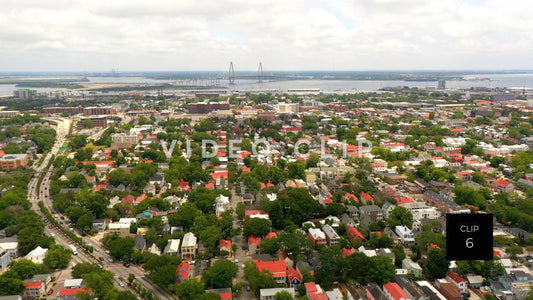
<box><xmin>1</xmin><ymin>0</ymin><xmax>532</xmax><ymax>72</ymax></box>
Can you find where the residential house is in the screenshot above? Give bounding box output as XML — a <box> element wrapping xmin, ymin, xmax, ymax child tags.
<box><xmin>308</xmin><ymin>228</ymin><xmax>326</xmax><ymax>248</ymax></box>
<box><xmin>402</xmin><ymin>258</ymin><xmax>423</xmax><ymax>278</ymax></box>
<box><xmin>287</xmin><ymin>267</ymin><xmax>303</xmax><ymax>288</ymax></box>
<box><xmin>164</xmin><ymin>239</ymin><xmax>181</xmax><ymax>256</ymax></box>
<box><xmin>108</xmin><ymin>223</ymin><xmax>131</xmax><ymax>237</ymax></box>
<box><xmin>205</xmin><ymin>288</ymin><xmax>232</xmax><ymax>300</ymax></box>
<box><xmin>248</xmin><ymin>235</ymin><xmax>261</xmax><ymax>254</ymax></box>
<box><xmin>377</xmin><ymin>248</ymin><xmax>396</xmax><ymax>265</ymax></box>
<box><xmin>260</xmin><ymin>288</ymin><xmax>295</xmax><ymax>300</ymax></box>
<box><xmin>255</xmin><ymin>260</ymin><xmax>287</xmax><ymax>284</ymax></box>
<box><xmin>346</xmin><ymin>225</ymin><xmax>366</xmax><ymax>243</ymax></box>
<box><xmin>219</xmin><ymin>239</ymin><xmax>232</xmax><ymax>256</ymax></box>
<box><xmin>91</xmin><ymin>219</ymin><xmax>108</xmax><ymax>233</ymax></box>
<box><xmin>64</xmin><ymin>279</ymin><xmax>85</xmax><ymax>289</ymax></box>
<box><xmin>395</xmin><ymin>226</ymin><xmax>415</xmax><ymax>245</ymax></box>
<box><xmin>24</xmin><ymin>246</ymin><xmax>48</xmax><ymax>264</ymax></box>
<box><xmin>341</xmin><ymin>213</ymin><xmax>357</xmax><ymax>227</ymax></box>
<box><xmin>367</xmin><ymin>283</ymin><xmax>387</xmax><ymax>300</ymax></box>
<box><xmin>58</xmin><ymin>288</ymin><xmax>92</xmax><ymax>300</ymax></box>
<box><xmin>466</xmin><ymin>275</ymin><xmax>483</xmax><ymax>289</ymax></box>
<box><xmin>181</xmin><ymin>232</ymin><xmax>197</xmax><ymax>260</ymax></box>
<box><xmin>382</xmin><ymin>202</ymin><xmax>396</xmax><ymax>220</ymax></box>
<box><xmin>176</xmin><ymin>262</ymin><xmax>191</xmax><ymax>284</ymax></box>
<box><xmin>322</xmin><ymin>224</ymin><xmax>340</xmax><ymax>246</ymax></box>
<box><xmin>305</xmin><ymin>282</ymin><xmax>327</xmax><ymax>300</ymax></box>
<box><xmin>434</xmin><ymin>279</ymin><xmax>461</xmax><ymax>300</ymax></box>
<box><xmin>134</xmin><ymin>235</ymin><xmax>146</xmax><ymax>252</ymax></box>
<box><xmin>446</xmin><ymin>272</ymin><xmax>467</xmax><ymax>293</ymax></box>
<box><xmin>359</xmin><ymin>205</ymin><xmax>383</xmax><ymax>227</ymax></box>
<box><xmin>215</xmin><ymin>195</ymin><xmax>231</xmax><ymax>217</ymax></box>
<box><xmin>25</xmin><ymin>281</ymin><xmax>45</xmax><ymax>298</ymax></box>
<box><xmin>383</xmin><ymin>282</ymin><xmax>411</xmax><ymax>300</ymax></box>
<box><xmin>0</xmin><ymin>249</ymin><xmax>11</xmax><ymax>270</ymax></box>
<box><xmin>493</xmin><ymin>178</ymin><xmax>514</xmax><ymax>193</ymax></box>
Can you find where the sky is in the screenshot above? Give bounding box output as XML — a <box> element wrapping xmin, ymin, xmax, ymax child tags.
<box><xmin>1</xmin><ymin>0</ymin><xmax>532</xmax><ymax>72</ymax></box>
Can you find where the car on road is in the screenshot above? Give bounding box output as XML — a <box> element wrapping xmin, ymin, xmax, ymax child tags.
<box><xmin>123</xmin><ymin>261</ymin><xmax>130</xmax><ymax>267</ymax></box>
<box><xmin>119</xmin><ymin>282</ymin><xmax>124</xmax><ymax>287</ymax></box>
<box><xmin>47</xmin><ymin>289</ymin><xmax>53</xmax><ymax>295</ymax></box>
<box><xmin>48</xmin><ymin>224</ymin><xmax>54</xmax><ymax>229</ymax></box>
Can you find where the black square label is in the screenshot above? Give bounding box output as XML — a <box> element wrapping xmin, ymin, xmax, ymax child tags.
<box><xmin>446</xmin><ymin>214</ymin><xmax>493</xmax><ymax>260</ymax></box>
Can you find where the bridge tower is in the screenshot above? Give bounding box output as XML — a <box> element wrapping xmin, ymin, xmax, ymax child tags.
<box><xmin>257</xmin><ymin>62</ymin><xmax>263</xmax><ymax>83</ymax></box>
<box><xmin>229</xmin><ymin>62</ymin><xmax>235</xmax><ymax>85</ymax></box>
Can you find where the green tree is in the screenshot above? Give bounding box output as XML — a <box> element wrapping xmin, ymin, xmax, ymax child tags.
<box><xmin>388</xmin><ymin>207</ymin><xmax>413</xmax><ymax>229</ymax></box>
<box><xmin>199</xmin><ymin>226</ymin><xmax>222</xmax><ymax>256</ymax></box>
<box><xmin>202</xmin><ymin>260</ymin><xmax>238</xmax><ymax>288</ymax></box>
<box><xmin>275</xmin><ymin>290</ymin><xmax>294</xmax><ymax>300</ymax></box>
<box><xmin>109</xmin><ymin>236</ymin><xmax>135</xmax><ymax>260</ymax></box>
<box><xmin>367</xmin><ymin>256</ymin><xmax>395</xmax><ymax>284</ymax></box>
<box><xmin>152</xmin><ymin>265</ymin><xmax>178</xmax><ymax>289</ymax></box>
<box><xmin>506</xmin><ymin>245</ymin><xmax>523</xmax><ymax>259</ymax></box>
<box><xmin>176</xmin><ymin>279</ymin><xmax>205</xmax><ymax>300</ymax></box>
<box><xmin>260</xmin><ymin>237</ymin><xmax>281</xmax><ymax>255</ymax></box>
<box><xmin>236</xmin><ymin>202</ymin><xmax>246</xmax><ymax>221</ymax></box>
<box><xmin>279</xmin><ymin>226</ymin><xmax>313</xmax><ymax>262</ymax></box>
<box><xmin>454</xmin><ymin>185</ymin><xmax>487</xmax><ymax>209</ymax></box>
<box><xmin>0</xmin><ymin>277</ymin><xmax>25</xmax><ymax>296</ymax></box>
<box><xmin>427</xmin><ymin>248</ymin><xmax>449</xmax><ymax>279</ymax></box>
<box><xmin>287</xmin><ymin>161</ymin><xmax>306</xmax><ymax>180</ymax></box>
<box><xmin>168</xmin><ymin>203</ymin><xmax>202</xmax><ymax>230</ymax></box>
<box><xmin>72</xmin><ymin>262</ymin><xmax>101</xmax><ymax>278</ymax></box>
<box><xmin>5</xmin><ymin>259</ymin><xmax>41</xmax><ymax>280</ymax></box>
<box><xmin>43</xmin><ymin>246</ymin><xmax>72</xmax><ymax>269</ymax></box>
<box><xmin>244</xmin><ymin>218</ymin><xmax>271</xmax><ymax>237</ymax></box>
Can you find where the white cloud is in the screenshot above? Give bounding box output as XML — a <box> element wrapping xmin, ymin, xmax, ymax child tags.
<box><xmin>0</xmin><ymin>0</ymin><xmax>532</xmax><ymax>71</ymax></box>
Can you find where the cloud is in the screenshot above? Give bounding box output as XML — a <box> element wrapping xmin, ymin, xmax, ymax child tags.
<box><xmin>0</xmin><ymin>0</ymin><xmax>532</xmax><ymax>71</ymax></box>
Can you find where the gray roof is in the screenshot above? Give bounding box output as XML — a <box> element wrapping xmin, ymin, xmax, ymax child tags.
<box><xmin>134</xmin><ymin>235</ymin><xmax>146</xmax><ymax>250</ymax></box>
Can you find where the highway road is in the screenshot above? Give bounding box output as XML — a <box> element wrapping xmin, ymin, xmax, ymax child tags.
<box><xmin>28</xmin><ymin>117</ymin><xmax>173</xmax><ymax>300</ymax></box>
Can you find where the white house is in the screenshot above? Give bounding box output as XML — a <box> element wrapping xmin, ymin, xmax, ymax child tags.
<box><xmin>215</xmin><ymin>195</ymin><xmax>230</xmax><ymax>217</ymax></box>
<box><xmin>24</xmin><ymin>246</ymin><xmax>48</xmax><ymax>264</ymax></box>
<box><xmin>395</xmin><ymin>226</ymin><xmax>415</xmax><ymax>245</ymax></box>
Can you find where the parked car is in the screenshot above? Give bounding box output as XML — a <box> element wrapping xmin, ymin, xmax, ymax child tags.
<box><xmin>47</xmin><ymin>289</ymin><xmax>54</xmax><ymax>295</ymax></box>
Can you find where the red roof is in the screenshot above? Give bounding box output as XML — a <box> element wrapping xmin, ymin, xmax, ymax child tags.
<box><xmin>310</xmin><ymin>294</ymin><xmax>328</xmax><ymax>300</ymax></box>
<box><xmin>219</xmin><ymin>239</ymin><xmax>232</xmax><ymax>249</ymax></box>
<box><xmin>82</xmin><ymin>160</ymin><xmax>114</xmax><ymax>166</ymax></box>
<box><xmin>212</xmin><ymin>172</ymin><xmax>229</xmax><ymax>179</ymax></box>
<box><xmin>447</xmin><ymin>271</ymin><xmax>467</xmax><ymax>283</ymax></box>
<box><xmin>242</xmin><ymin>167</ymin><xmax>251</xmax><ymax>172</ymax></box>
<box><xmin>121</xmin><ymin>194</ymin><xmax>135</xmax><ymax>203</ymax></box>
<box><xmin>254</xmin><ymin>260</ymin><xmax>287</xmax><ymax>278</ymax></box>
<box><xmin>245</xmin><ymin>210</ymin><xmax>268</xmax><ymax>216</ymax></box>
<box><xmin>178</xmin><ymin>180</ymin><xmax>190</xmax><ymax>187</ymax></box>
<box><xmin>305</xmin><ymin>282</ymin><xmax>318</xmax><ymax>294</ymax></box>
<box><xmin>345</xmin><ymin>193</ymin><xmax>358</xmax><ymax>201</ymax></box>
<box><xmin>287</xmin><ymin>267</ymin><xmax>303</xmax><ymax>283</ymax></box>
<box><xmin>360</xmin><ymin>192</ymin><xmax>374</xmax><ymax>202</ymax></box>
<box><xmin>383</xmin><ymin>282</ymin><xmax>410</xmax><ymax>300</ymax></box>
<box><xmin>248</xmin><ymin>235</ymin><xmax>261</xmax><ymax>246</ymax></box>
<box><xmin>25</xmin><ymin>281</ymin><xmax>43</xmax><ymax>289</ymax></box>
<box><xmin>347</xmin><ymin>226</ymin><xmax>365</xmax><ymax>240</ymax></box>
<box><xmin>205</xmin><ymin>182</ymin><xmax>215</xmax><ymax>189</ymax></box>
<box><xmin>428</xmin><ymin>243</ymin><xmax>441</xmax><ymax>249</ymax></box>
<box><xmin>265</xmin><ymin>232</ymin><xmax>278</xmax><ymax>239</ymax></box>
<box><xmin>494</xmin><ymin>178</ymin><xmax>511</xmax><ymax>187</ymax></box>
<box><xmin>219</xmin><ymin>292</ymin><xmax>232</xmax><ymax>299</ymax></box>
<box><xmin>397</xmin><ymin>197</ymin><xmax>414</xmax><ymax>205</ymax></box>
<box><xmin>177</xmin><ymin>262</ymin><xmax>190</xmax><ymax>281</ymax></box>
<box><xmin>59</xmin><ymin>288</ymin><xmax>92</xmax><ymax>296</ymax></box>
<box><xmin>342</xmin><ymin>248</ymin><xmax>354</xmax><ymax>257</ymax></box>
